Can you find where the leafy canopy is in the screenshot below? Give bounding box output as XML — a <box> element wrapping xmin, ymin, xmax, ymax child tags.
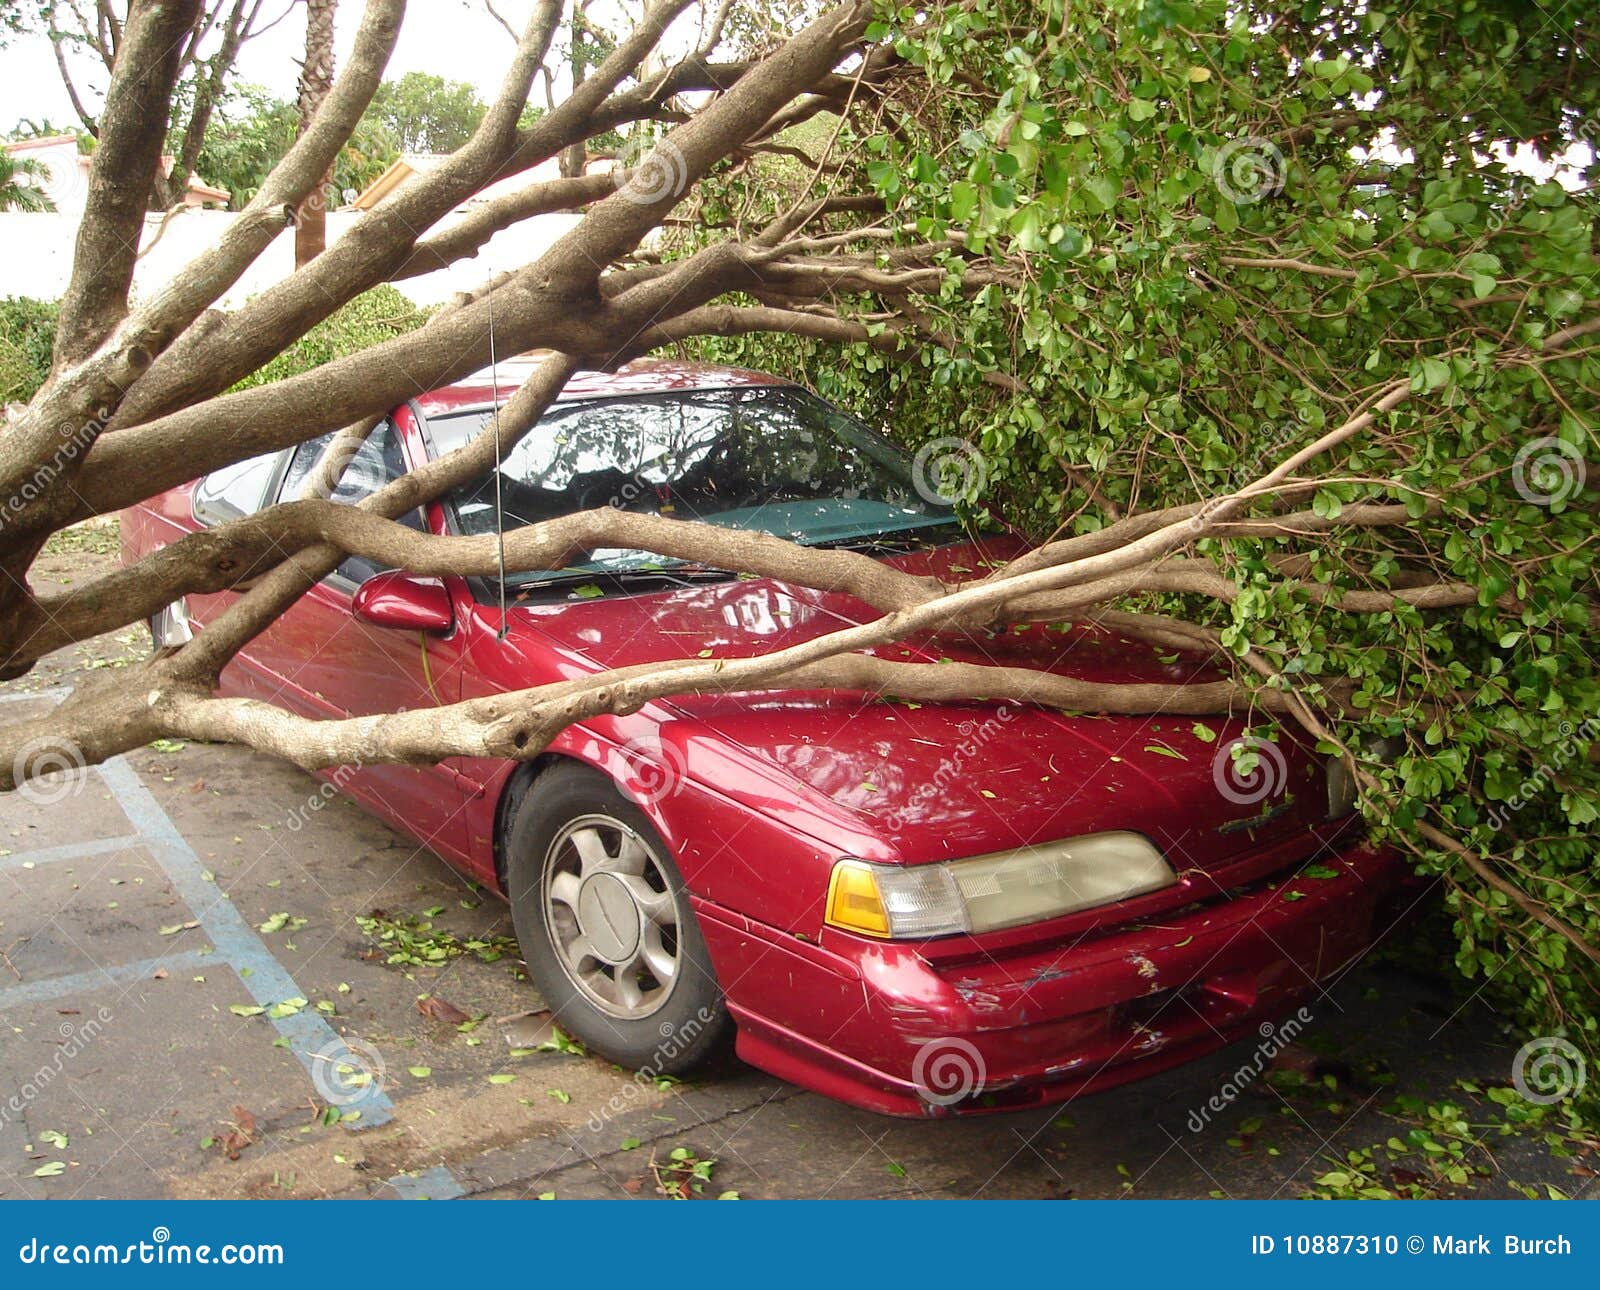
<box><xmin>711</xmin><ymin>0</ymin><xmax>1600</xmax><ymax>1078</ymax></box>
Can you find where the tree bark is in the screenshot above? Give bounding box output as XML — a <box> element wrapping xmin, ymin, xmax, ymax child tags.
<box><xmin>294</xmin><ymin>0</ymin><xmax>337</xmax><ymax>267</ymax></box>
<box><xmin>53</xmin><ymin>0</ymin><xmax>203</xmax><ymax>367</ymax></box>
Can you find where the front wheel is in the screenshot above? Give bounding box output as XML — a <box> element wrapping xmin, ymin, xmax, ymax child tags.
<box><xmin>504</xmin><ymin>762</ymin><xmax>729</xmax><ymax>1073</ymax></box>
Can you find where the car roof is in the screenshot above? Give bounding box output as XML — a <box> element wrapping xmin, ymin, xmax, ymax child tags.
<box><xmin>410</xmin><ymin>357</ymin><xmax>792</xmax><ymax>417</ymax></box>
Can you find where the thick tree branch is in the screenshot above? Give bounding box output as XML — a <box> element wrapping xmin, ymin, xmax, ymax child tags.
<box><xmin>52</xmin><ymin>0</ymin><xmax>201</xmax><ymax>368</ymax></box>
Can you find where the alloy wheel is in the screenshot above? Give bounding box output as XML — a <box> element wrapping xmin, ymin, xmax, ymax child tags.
<box><xmin>541</xmin><ymin>813</ymin><xmax>682</xmax><ymax>1019</ymax></box>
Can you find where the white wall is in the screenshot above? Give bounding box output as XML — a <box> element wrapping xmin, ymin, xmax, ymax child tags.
<box><xmin>0</xmin><ymin>203</ymin><xmax>584</xmax><ymax>309</ymax></box>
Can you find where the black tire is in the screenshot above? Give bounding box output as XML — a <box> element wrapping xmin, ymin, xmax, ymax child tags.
<box><xmin>504</xmin><ymin>761</ymin><xmax>729</xmax><ymax>1074</ymax></box>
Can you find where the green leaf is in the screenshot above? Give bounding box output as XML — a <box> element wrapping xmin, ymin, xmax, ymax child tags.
<box><xmin>1415</xmin><ymin>356</ymin><xmax>1451</xmax><ymax>391</ymax></box>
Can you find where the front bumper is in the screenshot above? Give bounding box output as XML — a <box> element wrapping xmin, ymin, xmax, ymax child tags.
<box><xmin>700</xmin><ymin>834</ymin><xmax>1415</xmax><ymax>1117</ymax></box>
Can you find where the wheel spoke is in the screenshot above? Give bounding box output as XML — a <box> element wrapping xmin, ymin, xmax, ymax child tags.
<box><xmin>548</xmin><ymin>870</ymin><xmax>582</xmax><ymax>912</ymax></box>
<box><xmin>641</xmin><ymin>923</ymin><xmax>676</xmax><ymax>984</ymax></box>
<box><xmin>619</xmin><ymin>875</ymin><xmax>677</xmax><ymax>926</ymax></box>
<box><xmin>570</xmin><ymin>826</ymin><xmax>612</xmax><ymax>876</ymax></box>
<box><xmin>563</xmin><ymin>933</ymin><xmax>602</xmax><ymax>973</ymax></box>
<box><xmin>613</xmin><ymin>833</ymin><xmax>650</xmax><ymax>876</ymax></box>
<box><xmin>613</xmin><ymin>970</ymin><xmax>644</xmax><ymax>1010</ymax></box>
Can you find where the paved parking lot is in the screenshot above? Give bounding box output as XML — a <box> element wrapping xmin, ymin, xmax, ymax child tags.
<box><xmin>0</xmin><ymin>532</ymin><xmax>1587</xmax><ymax>1200</ymax></box>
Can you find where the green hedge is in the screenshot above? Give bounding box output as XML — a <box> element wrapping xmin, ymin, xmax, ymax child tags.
<box><xmin>229</xmin><ymin>285</ymin><xmax>434</xmax><ymax>391</ymax></box>
<box><xmin>0</xmin><ymin>297</ymin><xmax>58</xmax><ymax>406</ymax></box>
<box><xmin>0</xmin><ymin>286</ymin><xmax>433</xmax><ymax>410</ymax></box>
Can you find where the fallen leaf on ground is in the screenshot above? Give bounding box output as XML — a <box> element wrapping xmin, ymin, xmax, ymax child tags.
<box><xmin>417</xmin><ymin>995</ymin><xmax>472</xmax><ymax>1025</ymax></box>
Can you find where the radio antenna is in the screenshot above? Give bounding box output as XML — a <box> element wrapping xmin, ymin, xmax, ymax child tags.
<box><xmin>489</xmin><ymin>289</ymin><xmax>509</xmax><ymax>639</ymax></box>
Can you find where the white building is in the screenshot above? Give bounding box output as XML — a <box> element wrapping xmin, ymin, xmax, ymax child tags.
<box><xmin>0</xmin><ymin>138</ymin><xmax>591</xmax><ymax>310</ymax></box>
<box><xmin>4</xmin><ymin>133</ymin><xmax>231</xmax><ymax>212</ymax></box>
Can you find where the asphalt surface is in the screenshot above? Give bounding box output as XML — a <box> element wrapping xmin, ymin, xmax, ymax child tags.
<box><xmin>0</xmin><ymin>526</ymin><xmax>1591</xmax><ymax>1200</ymax></box>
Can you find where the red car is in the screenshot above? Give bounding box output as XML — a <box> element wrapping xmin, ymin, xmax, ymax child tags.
<box><xmin>122</xmin><ymin>361</ymin><xmax>1408</xmax><ymax>1116</ymax></box>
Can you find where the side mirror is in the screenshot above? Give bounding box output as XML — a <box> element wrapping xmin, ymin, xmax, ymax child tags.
<box><xmin>351</xmin><ymin>571</ymin><xmax>454</xmax><ymax>634</ymax></box>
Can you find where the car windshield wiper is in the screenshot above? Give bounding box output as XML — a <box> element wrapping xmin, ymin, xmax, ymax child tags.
<box><xmin>811</xmin><ymin>521</ymin><xmax>967</xmax><ymax>554</ymax></box>
<box><xmin>511</xmin><ymin>566</ymin><xmax>739</xmax><ymax>598</ymax></box>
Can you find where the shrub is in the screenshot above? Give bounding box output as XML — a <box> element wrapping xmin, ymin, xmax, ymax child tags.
<box><xmin>230</xmin><ymin>285</ymin><xmax>434</xmax><ymax>391</ymax></box>
<box><xmin>0</xmin><ymin>297</ymin><xmax>59</xmax><ymax>407</ymax></box>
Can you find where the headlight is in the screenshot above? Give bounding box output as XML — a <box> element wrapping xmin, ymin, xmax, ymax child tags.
<box><xmin>1325</xmin><ymin>754</ymin><xmax>1357</xmax><ymax>820</ymax></box>
<box><xmin>1326</xmin><ymin>736</ymin><xmax>1406</xmax><ymax>820</ymax></box>
<box><xmin>824</xmin><ymin>832</ymin><xmax>1178</xmax><ymax>940</ymax></box>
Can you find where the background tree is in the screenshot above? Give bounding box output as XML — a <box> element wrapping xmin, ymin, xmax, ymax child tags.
<box><xmin>195</xmin><ymin>72</ymin><xmax>496</xmax><ymax>210</ymax></box>
<box><xmin>294</xmin><ymin>0</ymin><xmax>336</xmax><ymax>265</ymax></box>
<box><xmin>366</xmin><ymin>71</ymin><xmax>488</xmax><ymax>154</ymax></box>
<box><xmin>0</xmin><ymin>152</ymin><xmax>54</xmax><ymax>211</ymax></box>
<box><xmin>195</xmin><ymin>81</ymin><xmax>419</xmax><ymax>209</ymax></box>
<box><xmin>15</xmin><ymin>0</ymin><xmax>293</xmax><ymax>207</ymax></box>
<box><xmin>0</xmin><ymin>0</ymin><xmax>1594</xmax><ymax>1093</ymax></box>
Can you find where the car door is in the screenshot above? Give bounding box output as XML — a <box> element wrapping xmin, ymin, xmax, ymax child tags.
<box><xmin>239</xmin><ymin>415</ymin><xmax>477</xmax><ymax>865</ymax></box>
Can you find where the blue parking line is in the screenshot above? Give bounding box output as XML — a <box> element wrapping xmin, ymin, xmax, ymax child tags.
<box><xmin>96</xmin><ymin>757</ymin><xmax>398</xmax><ymax>1130</ymax></box>
<box><xmin>0</xmin><ymin>951</ymin><xmax>214</xmax><ymax>1012</ymax></box>
<box><xmin>6</xmin><ymin>727</ymin><xmax>471</xmax><ymax>1197</ymax></box>
<box><xmin>0</xmin><ymin>834</ymin><xmax>144</xmax><ymax>873</ymax></box>
<box><xmin>382</xmin><ymin>1165</ymin><xmax>467</xmax><ymax>1201</ymax></box>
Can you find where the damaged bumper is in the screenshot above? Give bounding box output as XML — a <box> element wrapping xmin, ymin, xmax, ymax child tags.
<box><xmin>708</xmin><ymin>834</ymin><xmax>1415</xmax><ymax>1117</ymax></box>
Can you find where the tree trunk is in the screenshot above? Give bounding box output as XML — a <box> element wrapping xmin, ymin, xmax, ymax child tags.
<box><xmin>294</xmin><ymin>0</ymin><xmax>337</xmax><ymax>267</ymax></box>
<box><xmin>559</xmin><ymin>2</ymin><xmax>590</xmax><ymax>178</ymax></box>
<box><xmin>157</xmin><ymin>0</ymin><xmax>263</xmax><ymax>209</ymax></box>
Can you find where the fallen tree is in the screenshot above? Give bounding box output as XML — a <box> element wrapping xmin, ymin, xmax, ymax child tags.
<box><xmin>0</xmin><ymin>1</ymin><xmax>1595</xmax><ymax>1077</ymax></box>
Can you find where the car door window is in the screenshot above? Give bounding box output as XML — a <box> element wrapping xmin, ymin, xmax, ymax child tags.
<box><xmin>278</xmin><ymin>422</ymin><xmax>424</xmax><ymax>585</ymax></box>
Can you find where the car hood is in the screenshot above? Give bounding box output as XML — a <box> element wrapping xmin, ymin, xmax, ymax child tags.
<box><xmin>509</xmin><ymin>538</ymin><xmax>1330</xmax><ymax>866</ymax></box>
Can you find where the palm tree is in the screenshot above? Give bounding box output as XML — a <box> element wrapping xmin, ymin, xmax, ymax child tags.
<box><xmin>0</xmin><ymin>153</ymin><xmax>54</xmax><ymax>212</ymax></box>
<box><xmin>294</xmin><ymin>0</ymin><xmax>337</xmax><ymax>266</ymax></box>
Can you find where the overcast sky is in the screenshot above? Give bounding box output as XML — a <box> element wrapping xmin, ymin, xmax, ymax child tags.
<box><xmin>0</xmin><ymin>1</ymin><xmax>563</xmax><ymax>134</ymax></box>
